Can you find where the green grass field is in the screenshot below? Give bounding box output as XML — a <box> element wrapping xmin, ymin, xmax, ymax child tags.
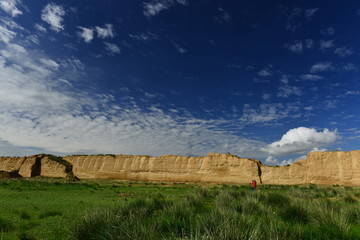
<box><xmin>1</xmin><ymin>178</ymin><xmax>360</xmax><ymax>240</ymax></box>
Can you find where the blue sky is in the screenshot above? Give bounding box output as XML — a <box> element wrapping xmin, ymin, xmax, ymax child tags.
<box><xmin>0</xmin><ymin>0</ymin><xmax>359</xmax><ymax>165</ymax></box>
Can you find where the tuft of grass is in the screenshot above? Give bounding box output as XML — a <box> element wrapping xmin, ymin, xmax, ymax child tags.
<box><xmin>265</xmin><ymin>192</ymin><xmax>291</xmax><ymax>206</ymax></box>
<box><xmin>344</xmin><ymin>194</ymin><xmax>358</xmax><ymax>204</ymax></box>
<box><xmin>0</xmin><ymin>217</ymin><xmax>13</xmax><ymax>232</ymax></box>
<box><xmin>39</xmin><ymin>210</ymin><xmax>63</xmax><ymax>219</ymax></box>
<box><xmin>18</xmin><ymin>210</ymin><xmax>32</xmax><ymax>220</ymax></box>
<box><xmin>280</xmin><ymin>202</ymin><xmax>309</xmax><ymax>224</ymax></box>
<box><xmin>18</xmin><ymin>232</ymin><xmax>37</xmax><ymax>240</ymax></box>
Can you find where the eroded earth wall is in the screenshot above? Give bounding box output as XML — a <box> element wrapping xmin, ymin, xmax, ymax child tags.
<box><xmin>0</xmin><ymin>151</ymin><xmax>359</xmax><ymax>185</ymax></box>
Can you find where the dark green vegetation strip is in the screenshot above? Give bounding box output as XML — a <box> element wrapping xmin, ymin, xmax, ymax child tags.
<box><xmin>1</xmin><ymin>179</ymin><xmax>360</xmax><ymax>240</ymax></box>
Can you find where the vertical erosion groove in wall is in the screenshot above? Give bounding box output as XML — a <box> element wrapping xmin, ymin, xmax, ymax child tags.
<box><xmin>31</xmin><ymin>156</ymin><xmax>42</xmax><ymax>177</ymax></box>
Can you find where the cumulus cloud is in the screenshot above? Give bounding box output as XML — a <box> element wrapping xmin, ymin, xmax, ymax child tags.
<box><xmin>95</xmin><ymin>24</ymin><xmax>114</xmax><ymax>39</ymax></box>
<box><xmin>41</xmin><ymin>3</ymin><xmax>65</xmax><ymax>32</ymax></box>
<box><xmin>310</xmin><ymin>62</ymin><xmax>334</xmax><ymax>73</ymax></box>
<box><xmin>77</xmin><ymin>26</ymin><xmax>94</xmax><ymax>43</ymax></box>
<box><xmin>0</xmin><ymin>0</ymin><xmax>22</xmax><ymax>17</ymax></box>
<box><xmin>262</xmin><ymin>127</ymin><xmax>339</xmax><ymax>156</ymax></box>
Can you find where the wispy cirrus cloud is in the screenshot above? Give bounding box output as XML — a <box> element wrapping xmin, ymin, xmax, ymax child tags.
<box><xmin>0</xmin><ymin>19</ymin><xmax>270</xmax><ymax>158</ymax></box>
<box><xmin>334</xmin><ymin>47</ymin><xmax>353</xmax><ymax>57</ymax></box>
<box><xmin>0</xmin><ymin>24</ymin><xmax>16</xmax><ymax>42</ymax></box>
<box><xmin>129</xmin><ymin>31</ymin><xmax>158</xmax><ymax>41</ymax></box>
<box><xmin>300</xmin><ymin>74</ymin><xmax>324</xmax><ymax>81</ymax></box>
<box><xmin>239</xmin><ymin>103</ymin><xmax>300</xmax><ymax>125</ymax></box>
<box><xmin>104</xmin><ymin>42</ymin><xmax>120</xmax><ymax>55</ymax></box>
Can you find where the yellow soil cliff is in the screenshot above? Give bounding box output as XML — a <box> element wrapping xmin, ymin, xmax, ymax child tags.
<box><xmin>0</xmin><ymin>151</ymin><xmax>359</xmax><ymax>185</ymax></box>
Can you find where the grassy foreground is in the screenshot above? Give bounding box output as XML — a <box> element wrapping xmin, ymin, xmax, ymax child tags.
<box><xmin>0</xmin><ymin>179</ymin><xmax>360</xmax><ymax>240</ymax></box>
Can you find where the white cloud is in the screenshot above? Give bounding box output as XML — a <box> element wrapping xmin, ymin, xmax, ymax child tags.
<box><xmin>342</xmin><ymin>63</ymin><xmax>358</xmax><ymax>71</ymax></box>
<box><xmin>240</xmin><ymin>103</ymin><xmax>300</xmax><ymax>125</ymax></box>
<box><xmin>345</xmin><ymin>91</ymin><xmax>360</xmax><ymax>95</ymax></box>
<box><xmin>310</xmin><ymin>62</ymin><xmax>334</xmax><ymax>73</ymax></box>
<box><xmin>0</xmin><ymin>15</ymin><xmax>271</xmax><ymax>159</ymax></box>
<box><xmin>0</xmin><ymin>0</ymin><xmax>22</xmax><ymax>17</ymax></box>
<box><xmin>172</xmin><ymin>42</ymin><xmax>187</xmax><ymax>54</ymax></box>
<box><xmin>95</xmin><ymin>24</ymin><xmax>114</xmax><ymax>39</ymax></box>
<box><xmin>334</xmin><ymin>47</ymin><xmax>353</xmax><ymax>57</ymax></box>
<box><xmin>0</xmin><ymin>24</ymin><xmax>16</xmax><ymax>43</ymax></box>
<box><xmin>41</xmin><ymin>3</ymin><xmax>65</xmax><ymax>32</ymax></box>
<box><xmin>77</xmin><ymin>26</ymin><xmax>94</xmax><ymax>43</ymax></box>
<box><xmin>34</xmin><ymin>23</ymin><xmax>47</xmax><ymax>33</ymax></box>
<box><xmin>26</xmin><ymin>35</ymin><xmax>40</xmax><ymax>45</ymax></box>
<box><xmin>1</xmin><ymin>19</ymin><xmax>23</xmax><ymax>30</ymax></box>
<box><xmin>300</xmin><ymin>74</ymin><xmax>324</xmax><ymax>81</ymax></box>
<box><xmin>320</xmin><ymin>27</ymin><xmax>335</xmax><ymax>36</ymax></box>
<box><xmin>262</xmin><ymin>127</ymin><xmax>339</xmax><ymax>156</ymax></box>
<box><xmin>304</xmin><ymin>8</ymin><xmax>319</xmax><ymax>19</ymax></box>
<box><xmin>143</xmin><ymin>0</ymin><xmax>174</xmax><ymax>17</ymax></box>
<box><xmin>129</xmin><ymin>32</ymin><xmax>158</xmax><ymax>41</ymax></box>
<box><xmin>40</xmin><ymin>58</ymin><xmax>59</xmax><ymax>70</ymax></box>
<box><xmin>319</xmin><ymin>40</ymin><xmax>334</xmax><ymax>50</ymax></box>
<box><xmin>176</xmin><ymin>0</ymin><xmax>188</xmax><ymax>5</ymax></box>
<box><xmin>104</xmin><ymin>42</ymin><xmax>120</xmax><ymax>55</ymax></box>
<box><xmin>265</xmin><ymin>155</ymin><xmax>306</xmax><ymax>166</ymax></box>
<box><xmin>214</xmin><ymin>7</ymin><xmax>231</xmax><ymax>23</ymax></box>
<box><xmin>305</xmin><ymin>39</ymin><xmax>314</xmax><ymax>49</ymax></box>
<box><xmin>277</xmin><ymin>85</ymin><xmax>302</xmax><ymax>98</ymax></box>
<box><xmin>258</xmin><ymin>68</ymin><xmax>272</xmax><ymax>77</ymax></box>
<box><xmin>262</xmin><ymin>93</ymin><xmax>271</xmax><ymax>101</ymax></box>
<box><xmin>265</xmin><ymin>156</ymin><xmax>278</xmax><ymax>165</ymax></box>
<box><xmin>285</xmin><ymin>40</ymin><xmax>303</xmax><ymax>54</ymax></box>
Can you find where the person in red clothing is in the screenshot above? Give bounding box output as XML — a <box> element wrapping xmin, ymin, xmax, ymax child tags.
<box><xmin>251</xmin><ymin>180</ymin><xmax>257</xmax><ymax>190</ymax></box>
